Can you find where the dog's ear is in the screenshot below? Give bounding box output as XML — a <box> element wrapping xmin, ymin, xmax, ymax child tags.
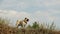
<box><xmin>25</xmin><ymin>17</ymin><xmax>27</xmax><ymax>19</ymax></box>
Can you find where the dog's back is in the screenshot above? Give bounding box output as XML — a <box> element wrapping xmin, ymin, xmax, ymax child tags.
<box><xmin>16</xmin><ymin>20</ymin><xmax>22</xmax><ymax>26</ymax></box>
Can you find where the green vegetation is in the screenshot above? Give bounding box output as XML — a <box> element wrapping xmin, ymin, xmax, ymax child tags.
<box><xmin>27</xmin><ymin>22</ymin><xmax>39</xmax><ymax>29</ymax></box>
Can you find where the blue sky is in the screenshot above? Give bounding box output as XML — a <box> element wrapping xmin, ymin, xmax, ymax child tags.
<box><xmin>0</xmin><ymin>0</ymin><xmax>60</xmax><ymax>29</ymax></box>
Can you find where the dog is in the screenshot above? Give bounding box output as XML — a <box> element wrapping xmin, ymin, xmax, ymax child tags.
<box><xmin>16</xmin><ymin>17</ymin><xmax>29</xmax><ymax>28</ymax></box>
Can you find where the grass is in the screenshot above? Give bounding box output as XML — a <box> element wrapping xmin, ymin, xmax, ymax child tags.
<box><xmin>0</xmin><ymin>18</ymin><xmax>60</xmax><ymax>34</ymax></box>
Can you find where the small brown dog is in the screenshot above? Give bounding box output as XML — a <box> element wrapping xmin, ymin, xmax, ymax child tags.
<box><xmin>16</xmin><ymin>18</ymin><xmax>29</xmax><ymax>28</ymax></box>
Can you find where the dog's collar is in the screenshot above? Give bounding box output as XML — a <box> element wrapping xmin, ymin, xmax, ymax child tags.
<box><xmin>23</xmin><ymin>20</ymin><xmax>27</xmax><ymax>24</ymax></box>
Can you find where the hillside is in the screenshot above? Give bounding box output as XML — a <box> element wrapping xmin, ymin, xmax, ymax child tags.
<box><xmin>0</xmin><ymin>18</ymin><xmax>60</xmax><ymax>34</ymax></box>
<box><xmin>0</xmin><ymin>22</ymin><xmax>60</xmax><ymax>34</ymax></box>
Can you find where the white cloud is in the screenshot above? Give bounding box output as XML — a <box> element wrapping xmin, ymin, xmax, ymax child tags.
<box><xmin>34</xmin><ymin>10</ymin><xmax>60</xmax><ymax>22</ymax></box>
<box><xmin>0</xmin><ymin>10</ymin><xmax>30</xmax><ymax>18</ymax></box>
<box><xmin>47</xmin><ymin>9</ymin><xmax>60</xmax><ymax>14</ymax></box>
<box><xmin>35</xmin><ymin>10</ymin><xmax>49</xmax><ymax>16</ymax></box>
<box><xmin>0</xmin><ymin>10</ymin><xmax>17</xmax><ymax>17</ymax></box>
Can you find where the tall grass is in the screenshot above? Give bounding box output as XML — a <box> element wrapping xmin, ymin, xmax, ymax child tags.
<box><xmin>0</xmin><ymin>17</ymin><xmax>17</xmax><ymax>34</ymax></box>
<box><xmin>0</xmin><ymin>17</ymin><xmax>60</xmax><ymax>34</ymax></box>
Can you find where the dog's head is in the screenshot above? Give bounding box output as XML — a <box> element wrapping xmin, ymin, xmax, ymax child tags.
<box><xmin>24</xmin><ymin>17</ymin><xmax>29</xmax><ymax>24</ymax></box>
<box><xmin>25</xmin><ymin>18</ymin><xmax>29</xmax><ymax>22</ymax></box>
